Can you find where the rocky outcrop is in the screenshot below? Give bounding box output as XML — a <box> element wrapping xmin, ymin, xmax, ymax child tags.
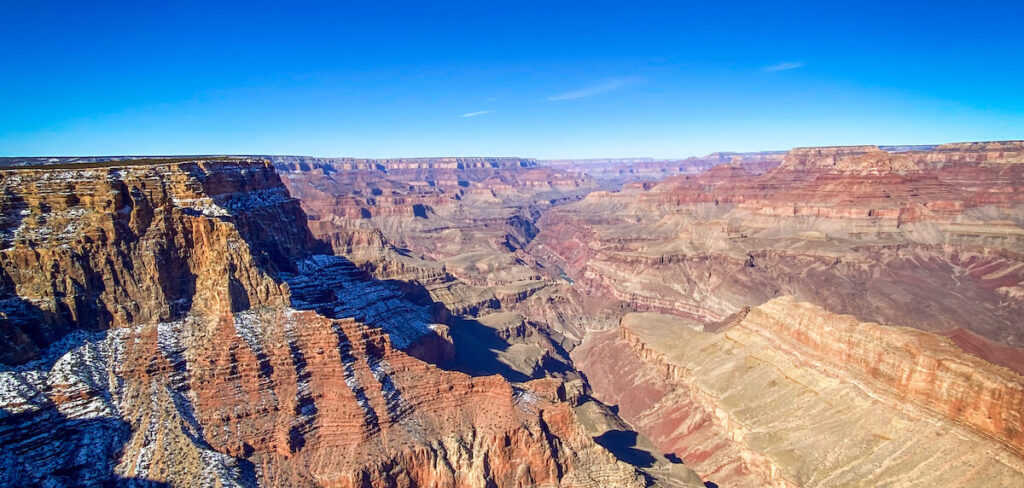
<box><xmin>9</xmin><ymin>140</ymin><xmax>1021</xmax><ymax>486</ymax></box>
<box><xmin>742</xmin><ymin>297</ymin><xmax>1024</xmax><ymax>454</ymax></box>
<box><xmin>532</xmin><ymin>142</ymin><xmax>1024</xmax><ymax>371</ymax></box>
<box><xmin>0</xmin><ymin>159</ymin><xmax>322</xmax><ymax>364</ymax></box>
<box><xmin>778</xmin><ymin>141</ymin><xmax>1024</xmax><ymax>172</ymax></box>
<box><xmin>0</xmin><ymin>158</ymin><xmax>702</xmax><ymax>487</ymax></box>
<box><xmin>273</xmin><ymin>156</ymin><xmax>595</xmax><ymax>286</ymax></box>
<box><xmin>1</xmin><ymin>308</ymin><xmax>669</xmax><ymax>487</ymax></box>
<box><xmin>539</xmin><ymin>151</ymin><xmax>785</xmax><ymax>185</ymax></box>
<box><xmin>573</xmin><ymin>299</ymin><xmax>1024</xmax><ymax>487</ymax></box>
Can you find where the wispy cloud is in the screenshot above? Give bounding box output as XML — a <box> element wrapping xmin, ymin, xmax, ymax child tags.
<box><xmin>548</xmin><ymin>77</ymin><xmax>640</xmax><ymax>101</ymax></box>
<box><xmin>460</xmin><ymin>110</ymin><xmax>494</xmax><ymax>118</ymax></box>
<box><xmin>763</xmin><ymin>61</ymin><xmax>804</xmax><ymax>72</ymax></box>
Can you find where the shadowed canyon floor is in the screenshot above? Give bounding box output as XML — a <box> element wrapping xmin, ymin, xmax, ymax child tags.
<box><xmin>2</xmin><ymin>141</ymin><xmax>1024</xmax><ymax>487</ymax></box>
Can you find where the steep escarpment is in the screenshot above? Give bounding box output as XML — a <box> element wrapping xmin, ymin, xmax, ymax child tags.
<box><xmin>2</xmin><ymin>308</ymin><xmax>663</xmax><ymax>487</ymax></box>
<box><xmin>273</xmin><ymin>156</ymin><xmax>595</xmax><ymax>286</ymax></box>
<box><xmin>531</xmin><ymin>143</ymin><xmax>1024</xmax><ymax>487</ymax></box>
<box><xmin>741</xmin><ymin>298</ymin><xmax>1024</xmax><ymax>453</ymax></box>
<box><xmin>0</xmin><ymin>159</ymin><xmax>320</xmax><ymax>364</ymax></box>
<box><xmin>271</xmin><ymin>155</ymin><xmax>611</xmax><ymax>366</ymax></box>
<box><xmin>539</xmin><ymin>151</ymin><xmax>785</xmax><ymax>185</ymax></box>
<box><xmin>0</xmin><ymin>159</ymin><xmax>702</xmax><ymax>488</ymax></box>
<box><xmin>9</xmin><ymin>141</ymin><xmax>1020</xmax><ymax>487</ymax></box>
<box><xmin>532</xmin><ymin>142</ymin><xmax>1024</xmax><ymax>370</ymax></box>
<box><xmin>573</xmin><ymin>299</ymin><xmax>1024</xmax><ymax>487</ymax></box>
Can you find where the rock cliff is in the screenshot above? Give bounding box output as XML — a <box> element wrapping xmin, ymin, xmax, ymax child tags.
<box><xmin>0</xmin><ymin>158</ymin><xmax>702</xmax><ymax>487</ymax></box>
<box><xmin>7</xmin><ymin>141</ymin><xmax>1022</xmax><ymax>486</ymax></box>
<box><xmin>573</xmin><ymin>299</ymin><xmax>1024</xmax><ymax>487</ymax></box>
<box><xmin>0</xmin><ymin>159</ymin><xmax>318</xmax><ymax>364</ymax></box>
<box><xmin>531</xmin><ymin>142</ymin><xmax>1024</xmax><ymax>370</ymax></box>
<box><xmin>272</xmin><ymin>156</ymin><xmax>594</xmax><ymax>287</ymax></box>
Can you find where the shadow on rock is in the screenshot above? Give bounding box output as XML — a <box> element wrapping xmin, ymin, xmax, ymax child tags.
<box><xmin>592</xmin><ymin>429</ymin><xmax>657</xmax><ymax>468</ymax></box>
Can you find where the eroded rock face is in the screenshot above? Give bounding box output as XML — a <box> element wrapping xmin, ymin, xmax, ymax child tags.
<box><xmin>532</xmin><ymin>142</ymin><xmax>1024</xmax><ymax>369</ymax></box>
<box><xmin>271</xmin><ymin>155</ymin><xmax>609</xmax><ymax>360</ymax></box>
<box><xmin>3</xmin><ymin>311</ymin><xmax>659</xmax><ymax>487</ymax></box>
<box><xmin>0</xmin><ymin>160</ymin><xmax>330</xmax><ymax>364</ymax></box>
<box><xmin>526</xmin><ymin>143</ymin><xmax>1024</xmax><ymax>486</ymax></box>
<box><xmin>7</xmin><ymin>141</ymin><xmax>1022</xmax><ymax>487</ymax></box>
<box><xmin>539</xmin><ymin>151</ymin><xmax>786</xmax><ymax>185</ymax></box>
<box><xmin>272</xmin><ymin>156</ymin><xmax>595</xmax><ymax>287</ymax></box>
<box><xmin>265</xmin><ymin>144</ymin><xmax>1024</xmax><ymax>486</ymax></box>
<box><xmin>0</xmin><ymin>159</ymin><xmax>700</xmax><ymax>488</ymax></box>
<box><xmin>573</xmin><ymin>299</ymin><xmax>1024</xmax><ymax>487</ymax></box>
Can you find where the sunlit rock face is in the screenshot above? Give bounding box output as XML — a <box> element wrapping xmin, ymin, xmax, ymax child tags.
<box><xmin>538</xmin><ymin>151</ymin><xmax>786</xmax><ymax>185</ymax></box>
<box><xmin>0</xmin><ymin>159</ymin><xmax>320</xmax><ymax>364</ymax></box>
<box><xmin>271</xmin><ymin>156</ymin><xmax>596</xmax><ymax>287</ymax></box>
<box><xmin>4</xmin><ymin>141</ymin><xmax>1023</xmax><ymax>487</ymax></box>
<box><xmin>267</xmin><ymin>144</ymin><xmax>1024</xmax><ymax>487</ymax></box>
<box><xmin>525</xmin><ymin>142</ymin><xmax>1024</xmax><ymax>486</ymax></box>
<box><xmin>1</xmin><ymin>310</ymin><xmax>659</xmax><ymax>487</ymax></box>
<box><xmin>0</xmin><ymin>159</ymin><xmax>699</xmax><ymax>488</ymax></box>
<box><xmin>532</xmin><ymin>142</ymin><xmax>1024</xmax><ymax>371</ymax></box>
<box><xmin>573</xmin><ymin>299</ymin><xmax>1024</xmax><ymax>487</ymax></box>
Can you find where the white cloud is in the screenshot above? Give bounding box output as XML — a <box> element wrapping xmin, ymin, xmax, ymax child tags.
<box><xmin>548</xmin><ymin>77</ymin><xmax>640</xmax><ymax>101</ymax></box>
<box><xmin>460</xmin><ymin>110</ymin><xmax>494</xmax><ymax>118</ymax></box>
<box><xmin>763</xmin><ymin>61</ymin><xmax>804</xmax><ymax>72</ymax></box>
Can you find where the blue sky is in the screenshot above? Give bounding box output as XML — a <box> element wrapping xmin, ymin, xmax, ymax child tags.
<box><xmin>1</xmin><ymin>1</ymin><xmax>1021</xmax><ymax>158</ymax></box>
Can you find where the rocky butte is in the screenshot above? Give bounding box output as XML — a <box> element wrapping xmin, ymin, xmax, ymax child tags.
<box><xmin>1</xmin><ymin>141</ymin><xmax>1024</xmax><ymax>487</ymax></box>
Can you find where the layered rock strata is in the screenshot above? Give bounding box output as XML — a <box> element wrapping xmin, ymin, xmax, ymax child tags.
<box><xmin>271</xmin><ymin>156</ymin><xmax>594</xmax><ymax>286</ymax></box>
<box><xmin>0</xmin><ymin>159</ymin><xmax>701</xmax><ymax>487</ymax></box>
<box><xmin>574</xmin><ymin>299</ymin><xmax>1024</xmax><ymax>487</ymax></box>
<box><xmin>0</xmin><ymin>159</ymin><xmax>318</xmax><ymax>364</ymax></box>
<box><xmin>533</xmin><ymin>142</ymin><xmax>1024</xmax><ymax>370</ymax></box>
<box><xmin>539</xmin><ymin>151</ymin><xmax>786</xmax><ymax>185</ymax></box>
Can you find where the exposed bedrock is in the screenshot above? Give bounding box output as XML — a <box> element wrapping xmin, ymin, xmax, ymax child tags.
<box><xmin>273</xmin><ymin>156</ymin><xmax>595</xmax><ymax>287</ymax></box>
<box><xmin>0</xmin><ymin>158</ymin><xmax>701</xmax><ymax>487</ymax></box>
<box><xmin>532</xmin><ymin>142</ymin><xmax>1024</xmax><ymax>371</ymax></box>
<box><xmin>0</xmin><ymin>160</ymin><xmax>322</xmax><ymax>364</ymax></box>
<box><xmin>573</xmin><ymin>299</ymin><xmax>1024</xmax><ymax>487</ymax></box>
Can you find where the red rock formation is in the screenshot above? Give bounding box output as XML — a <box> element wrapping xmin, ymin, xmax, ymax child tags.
<box><xmin>531</xmin><ymin>142</ymin><xmax>1024</xmax><ymax>370</ymax></box>
<box><xmin>0</xmin><ymin>159</ymin><xmax>319</xmax><ymax>364</ymax></box>
<box><xmin>273</xmin><ymin>156</ymin><xmax>595</xmax><ymax>287</ymax></box>
<box><xmin>0</xmin><ymin>158</ymin><xmax>699</xmax><ymax>487</ymax></box>
<box><xmin>539</xmin><ymin>151</ymin><xmax>785</xmax><ymax>184</ymax></box>
<box><xmin>574</xmin><ymin>300</ymin><xmax>1024</xmax><ymax>487</ymax></box>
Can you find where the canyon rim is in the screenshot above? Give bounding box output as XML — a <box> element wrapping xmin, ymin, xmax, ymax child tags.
<box><xmin>3</xmin><ymin>1</ymin><xmax>1023</xmax><ymax>486</ymax></box>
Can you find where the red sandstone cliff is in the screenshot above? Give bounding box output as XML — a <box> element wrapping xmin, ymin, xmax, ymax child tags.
<box><xmin>0</xmin><ymin>159</ymin><xmax>700</xmax><ymax>487</ymax></box>
<box><xmin>531</xmin><ymin>142</ymin><xmax>1024</xmax><ymax>369</ymax></box>
<box><xmin>573</xmin><ymin>299</ymin><xmax>1024</xmax><ymax>487</ymax></box>
<box><xmin>0</xmin><ymin>159</ymin><xmax>320</xmax><ymax>364</ymax></box>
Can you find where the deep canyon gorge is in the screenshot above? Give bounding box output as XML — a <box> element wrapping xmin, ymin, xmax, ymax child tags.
<box><xmin>2</xmin><ymin>141</ymin><xmax>1023</xmax><ymax>487</ymax></box>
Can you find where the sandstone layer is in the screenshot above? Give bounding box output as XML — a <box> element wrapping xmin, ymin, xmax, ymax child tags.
<box><xmin>6</xmin><ymin>141</ymin><xmax>1023</xmax><ymax>487</ymax></box>
<box><xmin>0</xmin><ymin>159</ymin><xmax>703</xmax><ymax>487</ymax></box>
<box><xmin>532</xmin><ymin>142</ymin><xmax>1024</xmax><ymax>371</ymax></box>
<box><xmin>574</xmin><ymin>299</ymin><xmax>1024</xmax><ymax>487</ymax></box>
<box><xmin>273</xmin><ymin>156</ymin><xmax>592</xmax><ymax>286</ymax></box>
<box><xmin>539</xmin><ymin>151</ymin><xmax>785</xmax><ymax>185</ymax></box>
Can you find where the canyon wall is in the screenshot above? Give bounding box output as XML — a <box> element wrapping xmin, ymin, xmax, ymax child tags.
<box><xmin>533</xmin><ymin>142</ymin><xmax>1024</xmax><ymax>369</ymax></box>
<box><xmin>538</xmin><ymin>151</ymin><xmax>786</xmax><ymax>185</ymax></box>
<box><xmin>6</xmin><ymin>141</ymin><xmax>1022</xmax><ymax>486</ymax></box>
<box><xmin>574</xmin><ymin>299</ymin><xmax>1024</xmax><ymax>487</ymax></box>
<box><xmin>272</xmin><ymin>156</ymin><xmax>595</xmax><ymax>288</ymax></box>
<box><xmin>533</xmin><ymin>142</ymin><xmax>1024</xmax><ymax>486</ymax></box>
<box><xmin>0</xmin><ymin>159</ymin><xmax>701</xmax><ymax>487</ymax></box>
<box><xmin>0</xmin><ymin>160</ymin><xmax>319</xmax><ymax>364</ymax></box>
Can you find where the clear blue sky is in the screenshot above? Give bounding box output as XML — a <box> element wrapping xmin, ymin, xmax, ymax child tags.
<box><xmin>1</xmin><ymin>1</ymin><xmax>1021</xmax><ymax>158</ymax></box>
